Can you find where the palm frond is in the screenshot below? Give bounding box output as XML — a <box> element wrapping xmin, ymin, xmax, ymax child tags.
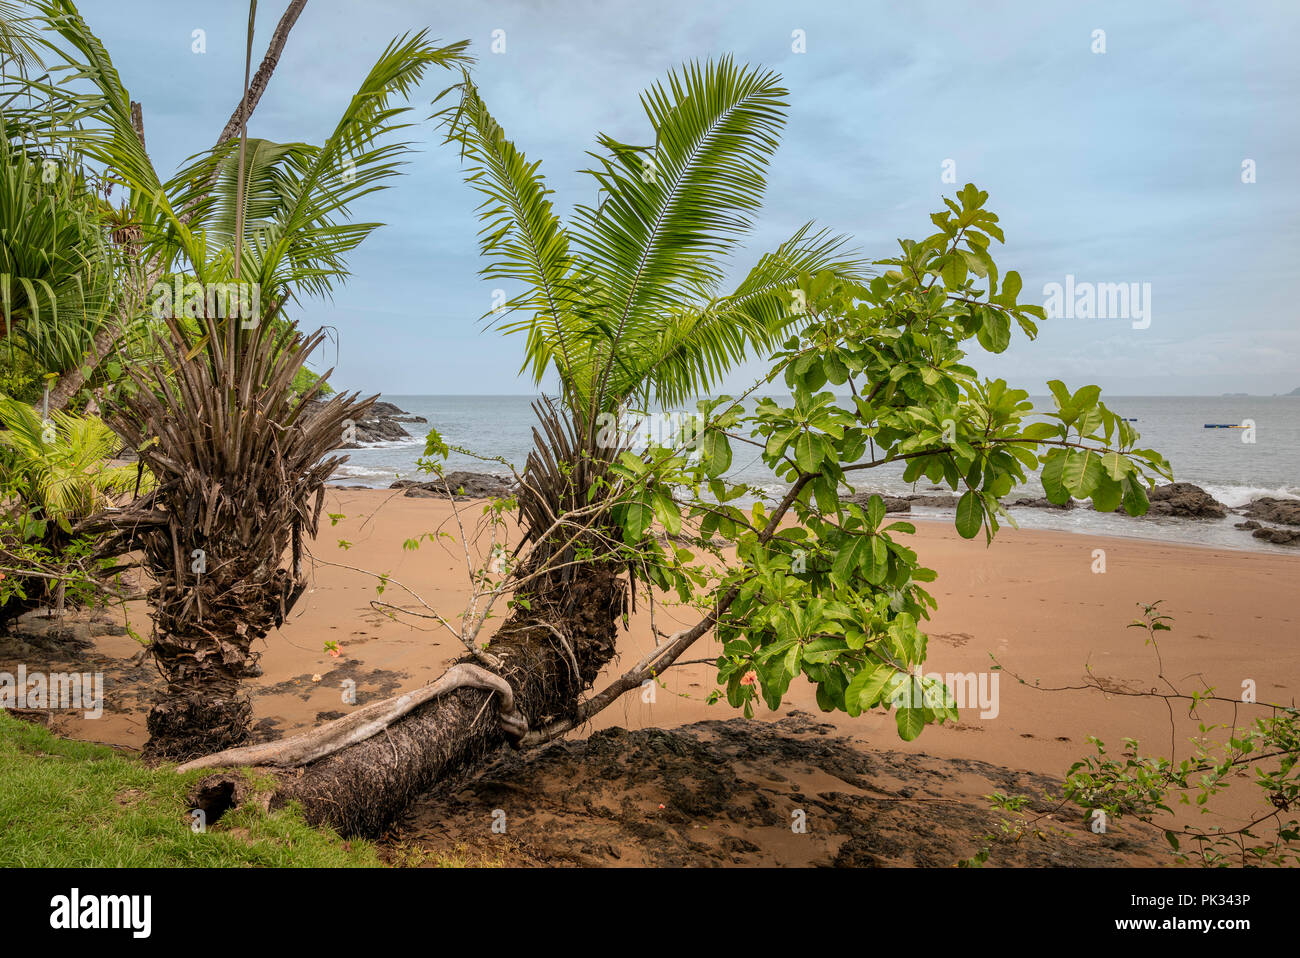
<box><xmin>0</xmin><ymin>127</ymin><xmax>120</xmax><ymax>373</ymax></box>
<box><xmin>0</xmin><ymin>391</ymin><xmax>135</xmax><ymax>523</ymax></box>
<box><xmin>442</xmin><ymin>74</ymin><xmax>598</xmax><ymax>396</ymax></box>
<box><xmin>0</xmin><ymin>0</ymin><xmax>43</xmax><ymax>72</ymax></box>
<box><xmin>244</xmin><ymin>32</ymin><xmax>470</xmax><ymax>301</ymax></box>
<box><xmin>33</xmin><ymin>0</ymin><xmax>197</xmax><ymax>269</ymax></box>
<box><xmin>570</xmin><ymin>57</ymin><xmax>788</xmax><ymax>406</ymax></box>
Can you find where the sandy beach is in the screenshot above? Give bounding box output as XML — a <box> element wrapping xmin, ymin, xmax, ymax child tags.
<box><xmin>6</xmin><ymin>486</ymin><xmax>1295</xmax><ymax>863</ymax></box>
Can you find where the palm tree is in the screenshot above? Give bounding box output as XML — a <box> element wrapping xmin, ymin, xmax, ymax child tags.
<box><xmin>100</xmin><ymin>314</ymin><xmax>361</xmax><ymax>758</ymax></box>
<box><xmin>0</xmin><ymin>0</ymin><xmax>41</xmax><ymax>75</ymax></box>
<box><xmin>32</xmin><ymin>3</ymin><xmax>471</xmax><ymax>758</ymax></box>
<box><xmin>443</xmin><ymin>57</ymin><xmax>865</xmax><ymax>664</ymax></box>
<box><xmin>24</xmin><ymin>0</ymin><xmax>308</xmax><ymax>412</ymax></box>
<box><xmin>192</xmin><ymin>58</ymin><xmax>869</xmax><ymax>835</ymax></box>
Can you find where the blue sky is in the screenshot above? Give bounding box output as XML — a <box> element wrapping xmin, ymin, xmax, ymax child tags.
<box><xmin>86</xmin><ymin>0</ymin><xmax>1298</xmax><ymax>396</ymax></box>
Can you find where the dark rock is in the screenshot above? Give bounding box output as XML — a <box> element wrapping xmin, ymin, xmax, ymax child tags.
<box><xmin>906</xmin><ymin>494</ymin><xmax>958</xmax><ymax>508</ymax></box>
<box><xmin>1235</xmin><ymin>520</ymin><xmax>1261</xmax><ymax>530</ymax></box>
<box><xmin>1238</xmin><ymin>497</ymin><xmax>1300</xmax><ymax>527</ymax></box>
<box><xmin>402</xmin><ymin>710</ymin><xmax>1170</xmax><ymax>867</ymax></box>
<box><xmin>303</xmin><ymin>396</ymin><xmax>421</xmax><ymax>447</ymax></box>
<box><xmin>1143</xmin><ymin>483</ymin><xmax>1227</xmax><ymax>519</ymax></box>
<box><xmin>352</xmin><ymin>415</ymin><xmax>412</xmax><ymax>444</ymax></box>
<box><xmin>392</xmin><ymin>471</ymin><xmax>514</xmax><ymax>500</ymax></box>
<box><xmin>843</xmin><ymin>493</ymin><xmax>913</xmax><ymax>513</ymax></box>
<box><xmin>369</xmin><ymin>400</ymin><xmax>427</xmax><ymax>425</ymax></box>
<box><xmin>1250</xmin><ymin>525</ymin><xmax>1300</xmax><ymax>545</ymax></box>
<box><xmin>1009</xmin><ymin>496</ymin><xmax>1076</xmax><ymax>511</ymax></box>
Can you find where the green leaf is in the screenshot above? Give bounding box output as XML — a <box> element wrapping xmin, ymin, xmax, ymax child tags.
<box><xmin>955</xmin><ymin>490</ymin><xmax>982</xmax><ymax>539</ymax></box>
<box><xmin>1000</xmin><ymin>270</ymin><xmax>1022</xmax><ymax>302</ymax></box>
<box><xmin>845</xmin><ymin>664</ymin><xmax>895</xmax><ymax>716</ymax></box>
<box><xmin>976</xmin><ymin>308</ymin><xmax>1010</xmax><ymax>353</ymax></box>
<box><xmin>1040</xmin><ymin>448</ymin><xmax>1069</xmax><ymax>505</ymax></box>
<box><xmin>621</xmin><ymin>499</ymin><xmax>652</xmax><ymax>541</ymax></box>
<box><xmin>1062</xmin><ymin>448</ymin><xmax>1103</xmax><ymax>498</ymax></box>
<box><xmin>896</xmin><ymin>706</ymin><xmax>926</xmax><ymax>741</ymax></box>
<box><xmin>1121</xmin><ymin>476</ymin><xmax>1150</xmax><ymax>516</ymax></box>
<box><xmin>869</xmin><ymin>535</ymin><xmax>889</xmax><ymax>582</ymax></box>
<box><xmin>866</xmin><ymin>494</ymin><xmax>886</xmax><ymax>530</ymax></box>
<box><xmin>1091</xmin><ymin>473</ymin><xmax>1122</xmax><ymax>513</ymax></box>
<box><xmin>1020</xmin><ymin>421</ymin><xmax>1059</xmax><ymax>441</ymax></box>
<box><xmin>795</xmin><ymin>431</ymin><xmax>818</xmax><ymax>472</ymax></box>
<box><xmin>699</xmin><ymin>428</ymin><xmax>732</xmax><ymax>478</ymax></box>
<box><xmin>1100</xmin><ymin>450</ymin><xmax>1132</xmax><ymax>481</ymax></box>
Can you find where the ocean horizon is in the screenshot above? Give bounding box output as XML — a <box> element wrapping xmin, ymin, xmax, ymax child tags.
<box><xmin>330</xmin><ymin>394</ymin><xmax>1300</xmax><ymax>555</ymax></box>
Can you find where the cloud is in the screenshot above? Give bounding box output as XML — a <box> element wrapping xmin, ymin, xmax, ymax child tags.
<box><xmin>88</xmin><ymin>0</ymin><xmax>1300</xmax><ymax>395</ymax></box>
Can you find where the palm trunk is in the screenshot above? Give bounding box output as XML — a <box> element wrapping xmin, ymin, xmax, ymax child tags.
<box><xmin>142</xmin><ymin>564</ymin><xmax>293</xmax><ymax>761</ymax></box>
<box><xmin>145</xmin><ymin>630</ymin><xmax>256</xmax><ymax>761</ymax></box>
<box><xmin>198</xmin><ymin>563</ymin><xmax>626</xmax><ymax>837</ymax></box>
<box><xmin>43</xmin><ymin>323</ymin><xmax>121</xmax><ymax>412</ymax></box>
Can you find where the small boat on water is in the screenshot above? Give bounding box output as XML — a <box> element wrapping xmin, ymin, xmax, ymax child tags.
<box><xmin>1204</xmin><ymin>424</ymin><xmax>1245</xmax><ymax>428</ymax></box>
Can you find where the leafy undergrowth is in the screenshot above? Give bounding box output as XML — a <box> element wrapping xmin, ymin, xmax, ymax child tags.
<box><xmin>0</xmin><ymin>710</ymin><xmax>390</xmax><ymax>867</ymax></box>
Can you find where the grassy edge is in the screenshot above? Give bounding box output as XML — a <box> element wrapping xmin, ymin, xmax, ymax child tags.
<box><xmin>0</xmin><ymin>709</ymin><xmax>387</xmax><ymax>867</ymax></box>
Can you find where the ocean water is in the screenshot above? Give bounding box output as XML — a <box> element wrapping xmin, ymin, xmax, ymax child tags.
<box><xmin>332</xmin><ymin>395</ymin><xmax>1300</xmax><ymax>553</ymax></box>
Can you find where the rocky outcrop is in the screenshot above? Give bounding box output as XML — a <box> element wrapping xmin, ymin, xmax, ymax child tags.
<box><xmin>303</xmin><ymin>397</ymin><xmax>427</xmax><ymax>448</ymax></box>
<box><xmin>392</xmin><ymin>472</ymin><xmax>514</xmax><ymax>500</ymax></box>
<box><xmin>1009</xmin><ymin>496</ymin><xmax>1077</xmax><ymax>511</ymax></box>
<box><xmin>1142</xmin><ymin>483</ymin><xmax>1227</xmax><ymax>519</ymax></box>
<box><xmin>1236</xmin><ymin>520</ymin><xmax>1300</xmax><ymax>545</ymax></box>
<box><xmin>906</xmin><ymin>494</ymin><xmax>959</xmax><ymax>508</ymax></box>
<box><xmin>846</xmin><ymin>484</ymin><xmax>1230</xmax><ymax>520</ymax></box>
<box><xmin>1237</xmin><ymin>497</ymin><xmax>1300</xmax><ymax>527</ymax></box>
<box><xmin>369</xmin><ymin>401</ymin><xmax>429</xmax><ymax>426</ymax></box>
<box><xmin>843</xmin><ymin>493</ymin><xmax>914</xmax><ymax>513</ymax></box>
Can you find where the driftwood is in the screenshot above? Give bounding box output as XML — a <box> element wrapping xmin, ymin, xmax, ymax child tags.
<box><xmin>176</xmin><ymin>663</ymin><xmax>527</xmax><ymax>772</ymax></box>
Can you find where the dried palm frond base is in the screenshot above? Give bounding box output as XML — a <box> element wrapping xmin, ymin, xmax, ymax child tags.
<box><xmin>96</xmin><ymin>311</ymin><xmax>372</xmax><ymax>761</ymax></box>
<box><xmin>142</xmin><ymin>568</ymin><xmax>298</xmax><ymax>757</ymax></box>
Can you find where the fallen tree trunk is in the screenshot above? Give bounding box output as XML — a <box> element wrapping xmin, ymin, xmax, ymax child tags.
<box><xmin>185</xmin><ymin>475</ymin><xmax>809</xmax><ymax>837</ymax></box>
<box><xmin>192</xmin><ymin>564</ymin><xmax>625</xmax><ymax>837</ymax></box>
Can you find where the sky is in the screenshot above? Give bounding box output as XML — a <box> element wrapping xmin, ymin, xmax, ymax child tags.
<box><xmin>82</xmin><ymin>0</ymin><xmax>1299</xmax><ymax>396</ymax></box>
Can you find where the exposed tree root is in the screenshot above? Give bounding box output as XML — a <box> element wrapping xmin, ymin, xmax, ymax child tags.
<box><xmin>176</xmin><ymin>663</ymin><xmax>528</xmax><ymax>772</ymax></box>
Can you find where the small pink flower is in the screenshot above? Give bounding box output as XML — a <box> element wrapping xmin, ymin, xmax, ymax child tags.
<box><xmin>740</xmin><ymin>673</ymin><xmax>758</xmax><ymax>687</ymax></box>
<box><xmin>327</xmin><ymin>647</ymin><xmax>341</xmax><ymax>658</ymax></box>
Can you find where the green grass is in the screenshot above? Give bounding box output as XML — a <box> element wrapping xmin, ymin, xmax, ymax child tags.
<box><xmin>0</xmin><ymin>710</ymin><xmax>384</xmax><ymax>867</ymax></box>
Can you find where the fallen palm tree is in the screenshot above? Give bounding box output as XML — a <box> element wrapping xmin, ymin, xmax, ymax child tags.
<box><xmin>175</xmin><ymin>61</ymin><xmax>1169</xmax><ymax>840</ymax></box>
